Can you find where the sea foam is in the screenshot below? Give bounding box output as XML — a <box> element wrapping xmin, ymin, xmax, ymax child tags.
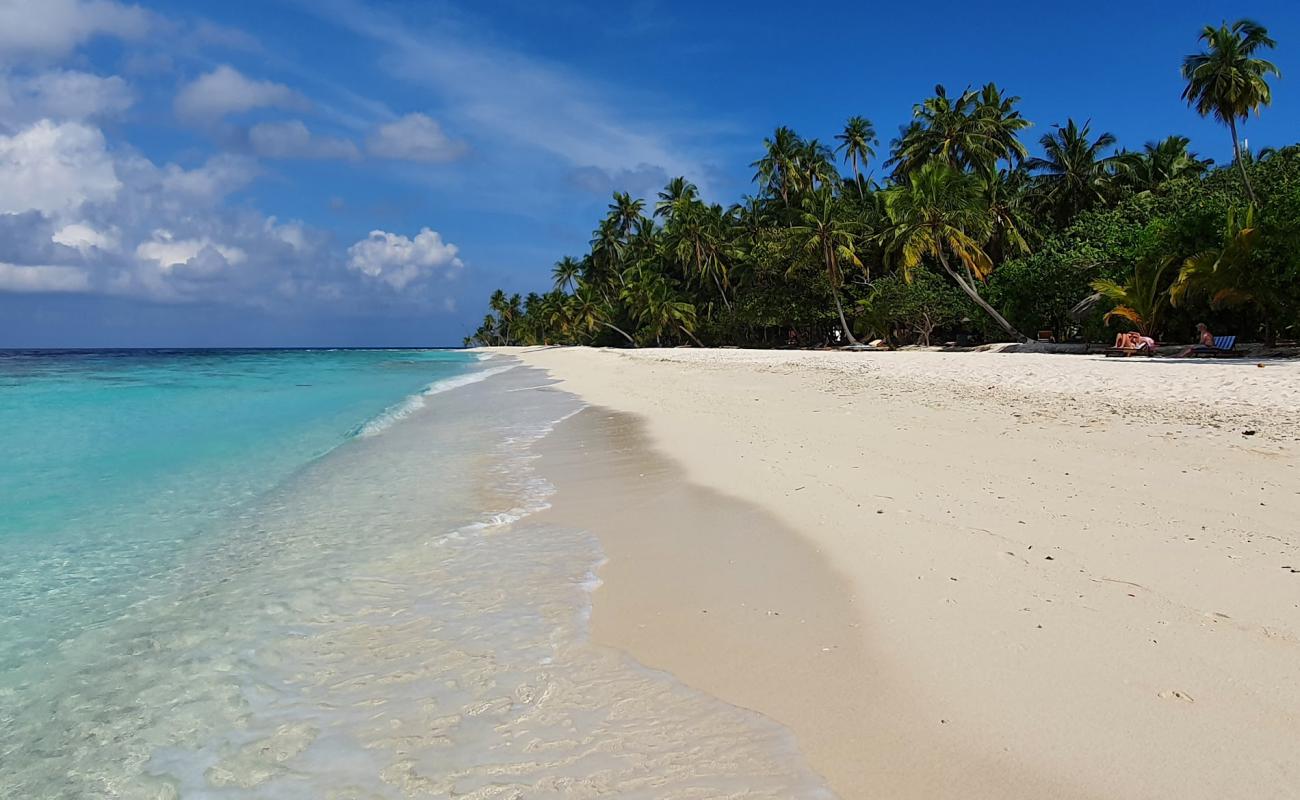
<box><xmin>353</xmin><ymin>363</ymin><xmax>518</xmax><ymax>437</ymax></box>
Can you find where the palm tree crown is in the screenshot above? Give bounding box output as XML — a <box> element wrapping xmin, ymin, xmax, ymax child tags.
<box><xmin>1181</xmin><ymin>18</ymin><xmax>1281</xmax><ymax>203</ymax></box>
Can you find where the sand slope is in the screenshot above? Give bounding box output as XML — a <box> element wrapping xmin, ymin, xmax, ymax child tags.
<box><xmin>512</xmin><ymin>347</ymin><xmax>1300</xmax><ymax>800</ymax></box>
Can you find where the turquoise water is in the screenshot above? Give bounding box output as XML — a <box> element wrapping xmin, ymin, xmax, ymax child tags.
<box><xmin>0</xmin><ymin>348</ymin><xmax>479</xmax><ymax>666</ymax></box>
<box><xmin>0</xmin><ymin>349</ymin><xmax>831</xmax><ymax>799</ymax></box>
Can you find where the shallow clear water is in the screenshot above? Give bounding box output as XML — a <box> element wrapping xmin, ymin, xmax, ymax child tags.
<box><xmin>0</xmin><ymin>349</ymin><xmax>832</xmax><ymax>798</ymax></box>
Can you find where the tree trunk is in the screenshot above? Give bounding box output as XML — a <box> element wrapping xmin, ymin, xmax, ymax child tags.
<box><xmin>680</xmin><ymin>325</ymin><xmax>706</xmax><ymax>348</ymax></box>
<box><xmin>601</xmin><ymin>321</ymin><xmax>638</xmax><ymax>347</ymax></box>
<box><xmin>712</xmin><ymin>270</ymin><xmax>733</xmax><ymax>311</ymax></box>
<box><xmin>936</xmin><ymin>250</ymin><xmax>1026</xmax><ymax>342</ymax></box>
<box><xmin>831</xmin><ymin>286</ymin><xmax>861</xmax><ymax>346</ymax></box>
<box><xmin>1230</xmin><ymin>118</ymin><xmax>1260</xmax><ymax>206</ymax></box>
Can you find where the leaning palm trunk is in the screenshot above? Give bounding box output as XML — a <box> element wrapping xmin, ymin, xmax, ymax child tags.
<box><xmin>601</xmin><ymin>321</ymin><xmax>637</xmax><ymax>347</ymax></box>
<box><xmin>830</xmin><ymin>285</ymin><xmax>861</xmax><ymax>346</ymax></box>
<box><xmin>824</xmin><ymin>242</ymin><xmax>861</xmax><ymax>347</ymax></box>
<box><xmin>936</xmin><ymin>251</ymin><xmax>1026</xmax><ymax>342</ymax></box>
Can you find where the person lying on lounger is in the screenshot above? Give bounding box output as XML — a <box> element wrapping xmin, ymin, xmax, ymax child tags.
<box><xmin>1114</xmin><ymin>332</ymin><xmax>1156</xmax><ymax>351</ymax></box>
<box><xmin>1179</xmin><ymin>323</ymin><xmax>1215</xmax><ymax>357</ymax></box>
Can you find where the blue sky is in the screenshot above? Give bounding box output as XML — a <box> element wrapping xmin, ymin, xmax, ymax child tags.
<box><xmin>0</xmin><ymin>0</ymin><xmax>1296</xmax><ymax>347</ymax></box>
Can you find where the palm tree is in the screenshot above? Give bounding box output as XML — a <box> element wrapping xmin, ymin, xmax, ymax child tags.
<box><xmin>663</xmin><ymin>199</ymin><xmax>732</xmax><ymax>310</ymax></box>
<box><xmin>796</xmin><ymin>138</ymin><xmax>839</xmax><ymax>196</ymax></box>
<box><xmin>1026</xmin><ymin>119</ymin><xmax>1119</xmax><ymax>225</ymax></box>
<box><xmin>981</xmin><ymin>167</ymin><xmax>1034</xmax><ymax>264</ymax></box>
<box><xmin>620</xmin><ymin>272</ymin><xmax>704</xmax><ymax>346</ymax></box>
<box><xmin>551</xmin><ymin>256</ymin><xmax>581</xmax><ymax>294</ymax></box>
<box><xmin>973</xmin><ymin>83</ymin><xmax>1031</xmax><ymax>173</ymax></box>
<box><xmin>752</xmin><ymin>126</ymin><xmax>803</xmax><ymax>204</ymax></box>
<box><xmin>570</xmin><ymin>285</ymin><xmax>638</xmax><ymax>346</ymax></box>
<box><xmin>1091</xmin><ymin>257</ymin><xmax>1176</xmax><ymax>337</ymax></box>
<box><xmin>787</xmin><ymin>187</ymin><xmax>865</xmax><ymax>345</ymax></box>
<box><xmin>1169</xmin><ymin>205</ymin><xmax>1261</xmax><ymax>312</ymax></box>
<box><xmin>889</xmin><ymin>85</ymin><xmax>1024</xmax><ymax>179</ymax></box>
<box><xmin>1114</xmin><ymin>135</ymin><xmax>1213</xmax><ymax>193</ymax></box>
<box><xmin>835</xmin><ymin>116</ymin><xmax>877</xmax><ymax>195</ymax></box>
<box><xmin>883</xmin><ymin>161</ymin><xmax>1026</xmax><ymax>341</ymax></box>
<box><xmin>655</xmin><ymin>177</ymin><xmax>698</xmax><ymax>220</ymax></box>
<box><xmin>1181</xmin><ymin>19</ymin><xmax>1281</xmax><ymax>205</ymax></box>
<box><xmin>609</xmin><ymin>191</ymin><xmax>645</xmax><ymax>236</ymax></box>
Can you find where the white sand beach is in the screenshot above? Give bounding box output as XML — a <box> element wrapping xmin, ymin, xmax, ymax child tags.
<box><xmin>513</xmin><ymin>347</ymin><xmax>1300</xmax><ymax>799</ymax></box>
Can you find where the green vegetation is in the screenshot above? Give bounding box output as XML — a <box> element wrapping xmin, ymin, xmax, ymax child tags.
<box><xmin>468</xmin><ymin>19</ymin><xmax>1294</xmax><ymax>349</ymax></box>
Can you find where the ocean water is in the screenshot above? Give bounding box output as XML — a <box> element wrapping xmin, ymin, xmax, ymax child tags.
<box><xmin>0</xmin><ymin>349</ymin><xmax>831</xmax><ymax>798</ymax></box>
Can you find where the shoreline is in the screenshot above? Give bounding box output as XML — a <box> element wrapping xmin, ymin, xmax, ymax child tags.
<box><xmin>510</xmin><ymin>346</ymin><xmax>1300</xmax><ymax>799</ymax></box>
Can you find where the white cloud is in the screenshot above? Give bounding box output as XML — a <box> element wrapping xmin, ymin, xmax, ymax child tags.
<box><xmin>135</xmin><ymin>229</ymin><xmax>247</xmax><ymax>270</ymax></box>
<box><xmin>2</xmin><ymin>70</ymin><xmax>134</xmax><ymax>126</ymax></box>
<box><xmin>174</xmin><ymin>65</ymin><xmax>306</xmax><ymax>123</ymax></box>
<box><xmin>347</xmin><ymin>228</ymin><xmax>463</xmax><ymax>290</ymax></box>
<box><xmin>0</xmin><ymin>120</ymin><xmax>121</xmax><ymax>216</ymax></box>
<box><xmin>0</xmin><ymin>262</ymin><xmax>90</xmax><ymax>292</ymax></box>
<box><xmin>0</xmin><ymin>117</ymin><xmax>469</xmax><ymax>311</ymax></box>
<box><xmin>53</xmin><ymin>222</ymin><xmax>119</xmax><ymax>253</ymax></box>
<box><xmin>366</xmin><ymin>113</ymin><xmax>467</xmax><ymax>163</ymax></box>
<box><xmin>0</xmin><ymin>0</ymin><xmax>150</xmax><ymax>61</ymax></box>
<box><xmin>249</xmin><ymin>120</ymin><xmax>359</xmax><ymax>160</ymax></box>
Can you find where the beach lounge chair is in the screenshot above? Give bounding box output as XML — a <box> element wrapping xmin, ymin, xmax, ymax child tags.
<box><xmin>1190</xmin><ymin>335</ymin><xmax>1244</xmax><ymax>358</ymax></box>
<box><xmin>1105</xmin><ymin>344</ymin><xmax>1155</xmax><ymax>357</ymax></box>
<box><xmin>1105</xmin><ymin>335</ymin><xmax>1158</xmax><ymax>357</ymax></box>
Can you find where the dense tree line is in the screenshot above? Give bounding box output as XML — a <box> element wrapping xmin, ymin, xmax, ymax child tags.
<box><xmin>468</xmin><ymin>20</ymin><xmax>1296</xmax><ymax>348</ymax></box>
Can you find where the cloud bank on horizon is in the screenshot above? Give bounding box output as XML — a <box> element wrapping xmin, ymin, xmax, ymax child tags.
<box><xmin>0</xmin><ymin>0</ymin><xmax>703</xmax><ymax>344</ymax></box>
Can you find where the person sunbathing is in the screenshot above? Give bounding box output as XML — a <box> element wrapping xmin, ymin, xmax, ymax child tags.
<box><xmin>1179</xmin><ymin>323</ymin><xmax>1215</xmax><ymax>357</ymax></box>
<box><xmin>1114</xmin><ymin>332</ymin><xmax>1156</xmax><ymax>351</ymax></box>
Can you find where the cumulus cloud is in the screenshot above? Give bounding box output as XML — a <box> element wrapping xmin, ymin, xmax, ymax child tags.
<box><xmin>366</xmin><ymin>114</ymin><xmax>467</xmax><ymax>163</ymax></box>
<box><xmin>0</xmin><ymin>120</ymin><xmax>121</xmax><ymax>215</ymax></box>
<box><xmin>135</xmin><ymin>230</ymin><xmax>247</xmax><ymax>270</ymax></box>
<box><xmin>0</xmin><ymin>0</ymin><xmax>151</xmax><ymax>61</ymax></box>
<box><xmin>249</xmin><ymin>120</ymin><xmax>359</xmax><ymax>160</ymax></box>
<box><xmin>347</xmin><ymin>228</ymin><xmax>463</xmax><ymax>290</ymax></box>
<box><xmin>0</xmin><ymin>117</ymin><xmax>468</xmax><ymax>310</ymax></box>
<box><xmin>53</xmin><ymin>222</ymin><xmax>120</xmax><ymax>253</ymax></box>
<box><xmin>174</xmin><ymin>65</ymin><xmax>306</xmax><ymax>123</ymax></box>
<box><xmin>1</xmin><ymin>70</ymin><xmax>134</xmax><ymax>127</ymax></box>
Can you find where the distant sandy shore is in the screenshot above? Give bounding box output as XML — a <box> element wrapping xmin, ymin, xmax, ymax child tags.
<box><xmin>507</xmin><ymin>347</ymin><xmax>1300</xmax><ymax>799</ymax></box>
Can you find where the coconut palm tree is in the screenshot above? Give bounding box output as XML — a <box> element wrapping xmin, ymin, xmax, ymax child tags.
<box><xmin>1181</xmin><ymin>19</ymin><xmax>1281</xmax><ymax>205</ymax></box>
<box><xmin>1026</xmin><ymin>119</ymin><xmax>1120</xmax><ymax>225</ymax></box>
<box><xmin>1091</xmin><ymin>257</ymin><xmax>1176</xmax><ymax>337</ymax></box>
<box><xmin>752</xmin><ymin>126</ymin><xmax>803</xmax><ymax>204</ymax></box>
<box><xmin>1169</xmin><ymin>205</ymin><xmax>1262</xmax><ymax>312</ymax></box>
<box><xmin>889</xmin><ymin>85</ymin><xmax>1017</xmax><ymax>179</ymax></box>
<box><xmin>551</xmin><ymin>256</ymin><xmax>582</xmax><ymax>294</ymax></box>
<box><xmin>620</xmin><ymin>272</ymin><xmax>703</xmax><ymax>346</ymax></box>
<box><xmin>883</xmin><ymin>161</ymin><xmax>1026</xmax><ymax>341</ymax></box>
<box><xmin>796</xmin><ymin>138</ymin><xmax>840</xmax><ymax>196</ymax></box>
<box><xmin>835</xmin><ymin>116</ymin><xmax>877</xmax><ymax>195</ymax></box>
<box><xmin>787</xmin><ymin>187</ymin><xmax>865</xmax><ymax>345</ymax></box>
<box><xmin>608</xmin><ymin>191</ymin><xmax>645</xmax><ymax>236</ymax></box>
<box><xmin>663</xmin><ymin>199</ymin><xmax>732</xmax><ymax>311</ymax></box>
<box><xmin>570</xmin><ymin>285</ymin><xmax>637</xmax><ymax>346</ymax></box>
<box><xmin>654</xmin><ymin>177</ymin><xmax>698</xmax><ymax>220</ymax></box>
<box><xmin>1114</xmin><ymin>135</ymin><xmax>1213</xmax><ymax>193</ymax></box>
<box><xmin>973</xmin><ymin>83</ymin><xmax>1032</xmax><ymax>172</ymax></box>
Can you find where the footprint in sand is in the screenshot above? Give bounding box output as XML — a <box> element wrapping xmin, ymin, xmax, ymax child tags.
<box><xmin>1158</xmin><ymin>690</ymin><xmax>1195</xmax><ymax>703</ymax></box>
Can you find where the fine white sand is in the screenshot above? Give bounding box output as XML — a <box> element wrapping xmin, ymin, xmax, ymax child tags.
<box><xmin>508</xmin><ymin>346</ymin><xmax>1300</xmax><ymax>800</ymax></box>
